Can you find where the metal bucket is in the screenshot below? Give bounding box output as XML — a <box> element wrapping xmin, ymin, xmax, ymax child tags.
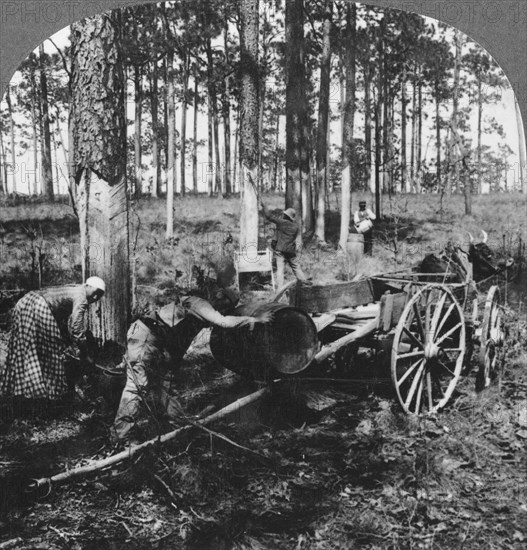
<box><xmin>210</xmin><ymin>302</ymin><xmax>318</xmax><ymax>380</ymax></box>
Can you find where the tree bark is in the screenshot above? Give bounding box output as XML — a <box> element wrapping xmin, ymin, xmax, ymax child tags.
<box><xmin>338</xmin><ymin>3</ymin><xmax>356</xmax><ymax>251</ymax></box>
<box><xmin>374</xmin><ymin>90</ymin><xmax>381</xmax><ymax>217</ymax></box>
<box><xmin>151</xmin><ymin>60</ymin><xmax>160</xmax><ymax>198</ymax></box>
<box><xmin>39</xmin><ymin>44</ymin><xmax>54</xmax><ymax>201</ymax></box>
<box><xmin>166</xmin><ymin>49</ymin><xmax>176</xmax><ymax>239</ymax></box>
<box><xmin>239</xmin><ymin>0</ymin><xmax>260</xmax><ymax>252</ymax></box>
<box><xmin>71</xmin><ymin>12</ymin><xmax>130</xmax><ymax>346</ymax></box>
<box><xmin>134</xmin><ymin>65</ymin><xmax>143</xmax><ymax>198</ymax></box>
<box><xmin>315</xmin><ymin>0</ymin><xmax>332</xmax><ymax>242</ymax></box>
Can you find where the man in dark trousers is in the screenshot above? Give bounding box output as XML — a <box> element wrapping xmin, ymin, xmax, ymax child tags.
<box><xmin>112</xmin><ymin>287</ymin><xmax>272</xmax><ymax>442</ymax></box>
<box><xmin>259</xmin><ymin>198</ymin><xmax>309</xmax><ymax>289</ymax></box>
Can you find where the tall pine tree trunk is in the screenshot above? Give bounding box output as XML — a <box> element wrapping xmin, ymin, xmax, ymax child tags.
<box><xmin>192</xmin><ymin>75</ymin><xmax>199</xmax><ymax>194</ymax></box>
<box><xmin>416</xmin><ymin>81</ymin><xmax>422</xmax><ymax>194</ymax></box>
<box><xmin>515</xmin><ymin>98</ymin><xmax>526</xmax><ymax>193</ymax></box>
<box><xmin>400</xmin><ymin>71</ymin><xmax>407</xmax><ymax>193</ymax></box>
<box><xmin>223</xmin><ymin>75</ymin><xmax>232</xmax><ymax>196</ymax></box>
<box><xmin>39</xmin><ymin>44</ymin><xmax>54</xmax><ymax>201</ymax></box>
<box><xmin>271</xmin><ymin>113</ymin><xmax>280</xmax><ymax>190</ymax></box>
<box><xmin>364</xmin><ymin>65</ymin><xmax>372</xmax><ymax>192</ymax></box>
<box><xmin>134</xmin><ymin>65</ymin><xmax>142</xmax><ymax>198</ymax></box>
<box><xmin>6</xmin><ymin>85</ymin><xmax>16</xmax><ymax>194</ymax></box>
<box><xmin>476</xmin><ymin>79</ymin><xmax>482</xmax><ymax>194</ymax></box>
<box><xmin>180</xmin><ymin>54</ymin><xmax>188</xmax><ymax>197</ymax></box>
<box><xmin>151</xmin><ymin>60</ymin><xmax>160</xmax><ymax>198</ymax></box>
<box><xmin>71</xmin><ymin>12</ymin><xmax>130</xmax><ymax>346</ymax></box>
<box><xmin>285</xmin><ymin>0</ymin><xmax>307</xmax><ymax>245</ymax></box>
<box><xmin>435</xmin><ymin>81</ymin><xmax>441</xmax><ymax>188</ymax></box>
<box><xmin>0</xmin><ymin>119</ymin><xmax>5</xmax><ymax>195</ymax></box>
<box><xmin>374</xmin><ymin>89</ymin><xmax>382</xmax><ymax>217</ymax></box>
<box><xmin>206</xmin><ymin>37</ymin><xmax>220</xmax><ymax>196</ymax></box>
<box><xmin>447</xmin><ymin>30</ymin><xmax>462</xmax><ymax>195</ymax></box>
<box><xmin>410</xmin><ymin>78</ymin><xmax>416</xmax><ymax>190</ymax></box>
<box><xmin>29</xmin><ymin>66</ymin><xmax>39</xmax><ymax>195</ymax></box>
<box><xmin>166</xmin><ymin>50</ymin><xmax>176</xmax><ymax>239</ymax></box>
<box><xmin>338</xmin><ymin>3</ymin><xmax>356</xmax><ymax>251</ymax></box>
<box><xmin>315</xmin><ymin>0</ymin><xmax>332</xmax><ymax>243</ymax></box>
<box><xmin>223</xmin><ymin>19</ymin><xmax>232</xmax><ymax>196</ymax></box>
<box><xmin>239</xmin><ymin>0</ymin><xmax>259</xmax><ymax>252</ymax></box>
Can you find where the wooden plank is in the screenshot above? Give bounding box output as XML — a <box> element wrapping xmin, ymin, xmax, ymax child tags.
<box><xmin>382</xmin><ymin>293</ymin><xmax>395</xmax><ymax>332</ymax></box>
<box><xmin>294</xmin><ymin>279</ymin><xmax>375</xmax><ymax>314</ymax></box>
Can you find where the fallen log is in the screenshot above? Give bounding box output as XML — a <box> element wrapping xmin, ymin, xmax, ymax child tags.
<box><xmin>28</xmin><ymin>387</ymin><xmax>269</xmax><ymax>491</ymax></box>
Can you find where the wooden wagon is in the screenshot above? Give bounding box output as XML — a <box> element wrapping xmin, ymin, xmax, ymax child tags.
<box><xmin>212</xmin><ymin>268</ymin><xmax>506</xmax><ymax>415</ymax></box>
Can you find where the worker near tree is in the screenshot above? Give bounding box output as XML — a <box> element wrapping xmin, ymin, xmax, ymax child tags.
<box><xmin>259</xmin><ymin>198</ymin><xmax>309</xmax><ymax>289</ymax></box>
<box><xmin>353</xmin><ymin>201</ymin><xmax>376</xmax><ymax>256</ymax></box>
<box><xmin>0</xmin><ymin>277</ymin><xmax>106</xmax><ymax>402</ymax></box>
<box><xmin>112</xmin><ymin>287</ymin><xmax>273</xmax><ymax>442</ymax></box>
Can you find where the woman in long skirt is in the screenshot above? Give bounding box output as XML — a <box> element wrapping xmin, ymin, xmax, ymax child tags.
<box><xmin>0</xmin><ymin>277</ymin><xmax>105</xmax><ymax>402</ymax></box>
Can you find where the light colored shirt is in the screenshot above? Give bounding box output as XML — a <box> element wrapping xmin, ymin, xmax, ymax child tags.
<box><xmin>354</xmin><ymin>208</ymin><xmax>376</xmax><ymax>226</ymax></box>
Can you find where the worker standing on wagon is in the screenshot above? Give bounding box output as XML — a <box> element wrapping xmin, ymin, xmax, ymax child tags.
<box><xmin>353</xmin><ymin>201</ymin><xmax>376</xmax><ymax>256</ymax></box>
<box><xmin>112</xmin><ymin>287</ymin><xmax>273</xmax><ymax>443</ymax></box>
<box><xmin>259</xmin><ymin>198</ymin><xmax>310</xmax><ymax>289</ymax></box>
<box><xmin>0</xmin><ymin>277</ymin><xmax>106</xmax><ymax>403</ymax></box>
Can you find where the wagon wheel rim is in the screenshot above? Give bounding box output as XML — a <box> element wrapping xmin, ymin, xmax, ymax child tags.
<box><xmin>391</xmin><ymin>284</ymin><xmax>465</xmax><ymax>415</ymax></box>
<box><xmin>477</xmin><ymin>286</ymin><xmax>503</xmax><ymax>390</ymax></box>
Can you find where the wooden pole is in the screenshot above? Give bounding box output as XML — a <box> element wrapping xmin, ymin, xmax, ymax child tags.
<box><xmin>29</xmin><ymin>387</ymin><xmax>269</xmax><ymax>490</ymax></box>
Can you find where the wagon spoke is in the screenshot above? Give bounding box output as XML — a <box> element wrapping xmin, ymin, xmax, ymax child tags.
<box><xmin>431</xmin><ymin>292</ymin><xmax>448</xmax><ymax>336</ymax></box>
<box><xmin>414</xmin><ymin>372</ymin><xmax>425</xmax><ymax>414</ymax></box>
<box><xmin>404</xmin><ymin>361</ymin><xmax>426</xmax><ymax>409</ymax></box>
<box><xmin>437</xmin><ymin>360</ymin><xmax>456</xmax><ymax>378</ymax></box>
<box><xmin>426</xmin><ymin>372</ymin><xmax>434</xmax><ymax>411</ymax></box>
<box><xmin>435</xmin><ymin>322</ymin><xmax>463</xmax><ymax>346</ymax></box>
<box><xmin>435</xmin><ymin>303</ymin><xmax>457</xmax><ymax>338</ymax></box>
<box><xmin>413</xmin><ymin>302</ymin><xmax>426</xmax><ymax>340</ymax></box>
<box><xmin>397</xmin><ymin>350</ymin><xmax>424</xmax><ymax>360</ymax></box>
<box><xmin>396</xmin><ymin>358</ymin><xmax>423</xmax><ymax>387</ymax></box>
<box><xmin>402</xmin><ymin>326</ymin><xmax>424</xmax><ymax>350</ymax></box>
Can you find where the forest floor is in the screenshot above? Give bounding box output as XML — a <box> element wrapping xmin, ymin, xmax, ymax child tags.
<box><xmin>0</xmin><ymin>192</ymin><xmax>526</xmax><ymax>549</ymax></box>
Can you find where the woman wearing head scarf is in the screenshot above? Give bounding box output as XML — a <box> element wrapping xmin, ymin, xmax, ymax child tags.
<box><xmin>0</xmin><ymin>277</ymin><xmax>106</xmax><ymax>401</ymax></box>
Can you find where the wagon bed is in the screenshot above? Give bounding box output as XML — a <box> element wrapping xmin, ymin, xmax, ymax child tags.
<box><xmin>273</xmin><ymin>269</ymin><xmax>505</xmax><ymax>415</ymax></box>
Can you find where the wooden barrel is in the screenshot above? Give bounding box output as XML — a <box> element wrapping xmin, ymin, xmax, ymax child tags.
<box><xmin>346</xmin><ymin>233</ymin><xmax>364</xmax><ymax>264</ymax></box>
<box><xmin>210</xmin><ymin>302</ymin><xmax>318</xmax><ymax>380</ymax></box>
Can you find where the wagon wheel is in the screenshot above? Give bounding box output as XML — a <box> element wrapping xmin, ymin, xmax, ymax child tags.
<box><xmin>391</xmin><ymin>285</ymin><xmax>465</xmax><ymax>415</ymax></box>
<box><xmin>476</xmin><ymin>286</ymin><xmax>504</xmax><ymax>391</ymax></box>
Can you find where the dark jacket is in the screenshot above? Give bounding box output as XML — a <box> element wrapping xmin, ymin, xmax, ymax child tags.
<box><xmin>263</xmin><ymin>208</ymin><xmax>299</xmax><ymax>257</ymax></box>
